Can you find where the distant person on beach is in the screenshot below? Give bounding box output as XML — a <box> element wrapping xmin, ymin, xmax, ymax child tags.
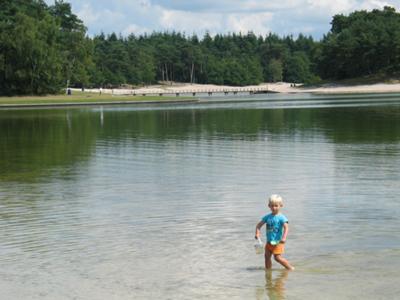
<box><xmin>255</xmin><ymin>194</ymin><xmax>294</xmax><ymax>270</ymax></box>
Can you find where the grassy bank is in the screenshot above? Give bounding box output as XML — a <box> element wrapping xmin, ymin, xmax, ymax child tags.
<box><xmin>0</xmin><ymin>91</ymin><xmax>194</xmax><ymax>107</ymax></box>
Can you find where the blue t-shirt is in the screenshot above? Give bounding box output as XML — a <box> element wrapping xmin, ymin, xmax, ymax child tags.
<box><xmin>261</xmin><ymin>213</ymin><xmax>288</xmax><ymax>243</ymax></box>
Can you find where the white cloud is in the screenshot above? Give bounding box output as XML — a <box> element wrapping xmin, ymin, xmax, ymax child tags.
<box><xmin>76</xmin><ymin>3</ymin><xmax>100</xmax><ymax>26</ymax></box>
<box><xmin>159</xmin><ymin>9</ymin><xmax>273</xmax><ymax>36</ymax></box>
<box><xmin>242</xmin><ymin>0</ymin><xmax>305</xmax><ymax>11</ymax></box>
<box><xmin>139</xmin><ymin>0</ymin><xmax>151</xmax><ymax>9</ymax></box>
<box><xmin>225</xmin><ymin>13</ymin><xmax>273</xmax><ymax>35</ymax></box>
<box><xmin>160</xmin><ymin>10</ymin><xmax>223</xmax><ymax>34</ymax></box>
<box><xmin>306</xmin><ymin>0</ymin><xmax>357</xmax><ymax>15</ymax></box>
<box><xmin>43</xmin><ymin>0</ymin><xmax>400</xmax><ymax>38</ymax></box>
<box><xmin>359</xmin><ymin>0</ymin><xmax>394</xmax><ymax>10</ymax></box>
<box><xmin>122</xmin><ymin>24</ymin><xmax>150</xmax><ymax>35</ymax></box>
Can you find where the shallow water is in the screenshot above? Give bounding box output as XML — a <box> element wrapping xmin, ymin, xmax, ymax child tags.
<box><xmin>1</xmin><ymin>93</ymin><xmax>400</xmax><ymax>299</ymax></box>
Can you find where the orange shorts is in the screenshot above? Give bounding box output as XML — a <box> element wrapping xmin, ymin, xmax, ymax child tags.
<box><xmin>265</xmin><ymin>242</ymin><xmax>285</xmax><ymax>255</ymax></box>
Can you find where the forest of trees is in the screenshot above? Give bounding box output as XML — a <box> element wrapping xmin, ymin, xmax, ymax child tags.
<box><xmin>1</xmin><ymin>1</ymin><xmax>400</xmax><ymax>96</ymax></box>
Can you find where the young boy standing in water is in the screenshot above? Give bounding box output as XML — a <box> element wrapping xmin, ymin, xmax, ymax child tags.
<box><xmin>255</xmin><ymin>194</ymin><xmax>294</xmax><ymax>270</ymax></box>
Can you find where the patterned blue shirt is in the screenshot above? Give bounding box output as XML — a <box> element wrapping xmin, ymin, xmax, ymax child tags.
<box><xmin>261</xmin><ymin>213</ymin><xmax>288</xmax><ymax>243</ymax></box>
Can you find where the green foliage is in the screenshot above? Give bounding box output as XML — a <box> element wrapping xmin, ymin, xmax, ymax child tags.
<box><xmin>2</xmin><ymin>2</ymin><xmax>400</xmax><ymax>94</ymax></box>
<box><xmin>285</xmin><ymin>51</ymin><xmax>313</xmax><ymax>83</ymax></box>
<box><xmin>2</xmin><ymin>12</ymin><xmax>63</xmax><ymax>95</ymax></box>
<box><xmin>265</xmin><ymin>59</ymin><xmax>283</xmax><ymax>82</ymax></box>
<box><xmin>0</xmin><ymin>0</ymin><xmax>92</xmax><ymax>95</ymax></box>
<box><xmin>319</xmin><ymin>6</ymin><xmax>400</xmax><ymax>79</ymax></box>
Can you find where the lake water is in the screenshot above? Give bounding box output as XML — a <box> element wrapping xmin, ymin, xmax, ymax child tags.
<box><xmin>1</xmin><ymin>93</ymin><xmax>400</xmax><ymax>299</ymax></box>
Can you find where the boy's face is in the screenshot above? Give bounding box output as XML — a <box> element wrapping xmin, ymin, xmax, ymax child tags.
<box><xmin>268</xmin><ymin>202</ymin><xmax>281</xmax><ymax>214</ymax></box>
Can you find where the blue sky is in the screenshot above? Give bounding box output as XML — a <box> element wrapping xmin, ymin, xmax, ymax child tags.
<box><xmin>45</xmin><ymin>0</ymin><xmax>400</xmax><ymax>39</ymax></box>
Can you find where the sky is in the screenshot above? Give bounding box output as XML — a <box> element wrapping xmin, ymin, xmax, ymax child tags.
<box><xmin>45</xmin><ymin>0</ymin><xmax>400</xmax><ymax>39</ymax></box>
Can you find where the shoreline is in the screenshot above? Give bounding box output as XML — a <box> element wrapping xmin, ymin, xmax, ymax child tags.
<box><xmin>78</xmin><ymin>82</ymin><xmax>400</xmax><ymax>96</ymax></box>
<box><xmin>0</xmin><ymin>98</ymin><xmax>198</xmax><ymax>109</ymax></box>
<box><xmin>2</xmin><ymin>82</ymin><xmax>400</xmax><ymax>109</ymax></box>
<box><xmin>0</xmin><ymin>93</ymin><xmax>196</xmax><ymax>109</ymax></box>
<box><xmin>299</xmin><ymin>83</ymin><xmax>400</xmax><ymax>94</ymax></box>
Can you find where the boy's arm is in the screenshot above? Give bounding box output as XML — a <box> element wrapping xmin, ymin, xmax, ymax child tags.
<box><xmin>255</xmin><ymin>220</ymin><xmax>265</xmax><ymax>239</ymax></box>
<box><xmin>281</xmin><ymin>222</ymin><xmax>289</xmax><ymax>243</ymax></box>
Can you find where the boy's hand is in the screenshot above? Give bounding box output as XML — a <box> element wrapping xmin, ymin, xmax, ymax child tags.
<box><xmin>280</xmin><ymin>239</ymin><xmax>286</xmax><ymax>244</ymax></box>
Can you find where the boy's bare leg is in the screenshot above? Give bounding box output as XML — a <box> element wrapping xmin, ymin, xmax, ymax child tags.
<box><xmin>264</xmin><ymin>247</ymin><xmax>272</xmax><ymax>269</ymax></box>
<box><xmin>274</xmin><ymin>254</ymin><xmax>294</xmax><ymax>270</ymax></box>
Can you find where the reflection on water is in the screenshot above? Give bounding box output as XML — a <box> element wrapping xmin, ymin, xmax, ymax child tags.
<box><xmin>1</xmin><ymin>94</ymin><xmax>400</xmax><ymax>299</ymax></box>
<box><xmin>256</xmin><ymin>270</ymin><xmax>289</xmax><ymax>300</ymax></box>
<box><xmin>266</xmin><ymin>270</ymin><xmax>288</xmax><ymax>300</ymax></box>
<box><xmin>2</xmin><ymin>100</ymin><xmax>400</xmax><ymax>183</ymax></box>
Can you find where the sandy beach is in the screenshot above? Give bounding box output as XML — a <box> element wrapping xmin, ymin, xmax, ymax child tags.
<box><xmin>3</xmin><ymin>81</ymin><xmax>400</xmax><ymax>109</ymax></box>
<box><xmin>80</xmin><ymin>82</ymin><xmax>400</xmax><ymax>96</ymax></box>
<box><xmin>296</xmin><ymin>82</ymin><xmax>400</xmax><ymax>94</ymax></box>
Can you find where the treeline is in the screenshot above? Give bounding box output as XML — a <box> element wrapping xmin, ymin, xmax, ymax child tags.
<box><xmin>1</xmin><ymin>1</ymin><xmax>400</xmax><ymax>95</ymax></box>
<box><xmin>319</xmin><ymin>6</ymin><xmax>400</xmax><ymax>79</ymax></box>
<box><xmin>91</xmin><ymin>31</ymin><xmax>319</xmax><ymax>87</ymax></box>
<box><xmin>0</xmin><ymin>0</ymin><xmax>93</xmax><ymax>95</ymax></box>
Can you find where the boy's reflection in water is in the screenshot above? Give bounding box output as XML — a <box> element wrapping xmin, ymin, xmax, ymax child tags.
<box><xmin>256</xmin><ymin>270</ymin><xmax>289</xmax><ymax>300</ymax></box>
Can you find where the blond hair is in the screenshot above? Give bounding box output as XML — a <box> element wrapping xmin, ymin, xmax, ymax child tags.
<box><xmin>268</xmin><ymin>194</ymin><xmax>283</xmax><ymax>206</ymax></box>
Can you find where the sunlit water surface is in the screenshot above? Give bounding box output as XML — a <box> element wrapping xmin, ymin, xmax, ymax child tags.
<box><xmin>1</xmin><ymin>93</ymin><xmax>400</xmax><ymax>299</ymax></box>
